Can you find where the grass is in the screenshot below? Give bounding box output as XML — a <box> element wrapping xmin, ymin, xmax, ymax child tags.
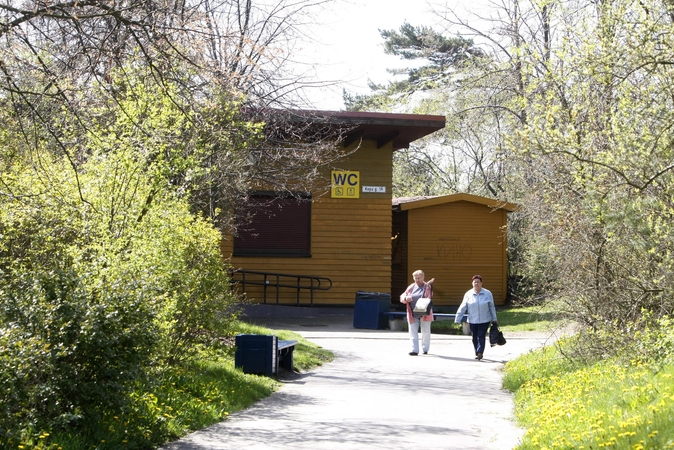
<box><xmin>502</xmin><ymin>315</ymin><xmax>674</xmax><ymax>450</ymax></box>
<box><xmin>504</xmin><ymin>340</ymin><xmax>674</xmax><ymax>449</ymax></box>
<box><xmin>431</xmin><ymin>303</ymin><xmax>570</xmax><ymax>335</ymax></box>
<box><xmin>9</xmin><ymin>321</ymin><xmax>334</xmax><ymax>450</ymax></box>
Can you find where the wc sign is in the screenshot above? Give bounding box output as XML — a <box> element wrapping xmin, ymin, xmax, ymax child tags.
<box><xmin>331</xmin><ymin>171</ymin><xmax>360</xmax><ymax>199</ymax></box>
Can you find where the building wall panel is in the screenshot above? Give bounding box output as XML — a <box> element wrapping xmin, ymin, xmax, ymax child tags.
<box><xmin>223</xmin><ymin>140</ymin><xmax>394</xmax><ymax>305</ymax></box>
<box><xmin>405</xmin><ymin>201</ymin><xmax>508</xmax><ymax>305</ymax></box>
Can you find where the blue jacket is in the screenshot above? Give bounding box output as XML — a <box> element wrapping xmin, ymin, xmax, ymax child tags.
<box><xmin>455</xmin><ymin>288</ymin><xmax>497</xmax><ymax>325</ymax></box>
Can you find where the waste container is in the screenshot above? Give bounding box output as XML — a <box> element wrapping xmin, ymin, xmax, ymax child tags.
<box><xmin>234</xmin><ymin>334</ymin><xmax>278</xmax><ymax>376</ymax></box>
<box><xmin>353</xmin><ymin>291</ymin><xmax>391</xmax><ymax>329</ymax></box>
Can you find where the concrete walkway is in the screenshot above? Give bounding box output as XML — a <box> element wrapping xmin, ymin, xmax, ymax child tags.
<box><xmin>161</xmin><ymin>307</ymin><xmax>559</xmax><ymax>450</ymax></box>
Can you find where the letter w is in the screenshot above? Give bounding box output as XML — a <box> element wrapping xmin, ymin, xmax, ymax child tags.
<box><xmin>332</xmin><ymin>173</ymin><xmax>347</xmax><ymax>185</ymax></box>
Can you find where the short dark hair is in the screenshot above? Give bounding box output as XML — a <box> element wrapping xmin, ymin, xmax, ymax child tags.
<box><xmin>472</xmin><ymin>275</ymin><xmax>482</xmax><ymax>282</ymax></box>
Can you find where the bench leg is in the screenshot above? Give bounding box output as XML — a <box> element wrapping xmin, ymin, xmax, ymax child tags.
<box><xmin>389</xmin><ymin>318</ymin><xmax>407</xmax><ymax>331</ymax></box>
<box><xmin>278</xmin><ymin>348</ymin><xmax>295</xmax><ymax>373</ymax></box>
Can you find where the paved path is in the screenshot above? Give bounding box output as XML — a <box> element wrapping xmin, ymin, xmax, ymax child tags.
<box><xmin>161</xmin><ymin>310</ymin><xmax>559</xmax><ymax>450</ymax></box>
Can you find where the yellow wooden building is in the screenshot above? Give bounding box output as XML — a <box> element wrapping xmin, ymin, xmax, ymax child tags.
<box><xmin>392</xmin><ymin>194</ymin><xmax>519</xmax><ymax>306</ymax></box>
<box><xmin>221</xmin><ymin>110</ymin><xmax>446</xmax><ymax>306</ymax></box>
<box><xmin>221</xmin><ymin>110</ymin><xmax>518</xmax><ymax>307</ymax></box>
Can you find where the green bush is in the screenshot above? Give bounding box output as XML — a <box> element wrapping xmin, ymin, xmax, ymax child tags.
<box><xmin>0</xmin><ymin>196</ymin><xmax>239</xmax><ymax>441</ymax></box>
<box><xmin>0</xmin><ymin>72</ymin><xmax>246</xmax><ymax>441</ymax></box>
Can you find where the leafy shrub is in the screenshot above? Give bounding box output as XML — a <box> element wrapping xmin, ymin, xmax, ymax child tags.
<box><xmin>0</xmin><ymin>72</ymin><xmax>246</xmax><ymax>439</ymax></box>
<box><xmin>0</xmin><ymin>195</ymin><xmax>238</xmax><ymax>440</ymax></box>
<box><xmin>559</xmin><ymin>312</ymin><xmax>674</xmax><ymax>366</ymax></box>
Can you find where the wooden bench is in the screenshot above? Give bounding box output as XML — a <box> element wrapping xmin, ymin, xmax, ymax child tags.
<box><xmin>235</xmin><ymin>335</ymin><xmax>298</xmax><ymax>376</ymax></box>
<box><xmin>381</xmin><ymin>312</ymin><xmax>471</xmax><ymax>334</ymax></box>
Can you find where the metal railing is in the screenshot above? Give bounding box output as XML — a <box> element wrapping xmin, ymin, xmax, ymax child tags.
<box><xmin>228</xmin><ymin>269</ymin><xmax>332</xmax><ymax>306</ymax></box>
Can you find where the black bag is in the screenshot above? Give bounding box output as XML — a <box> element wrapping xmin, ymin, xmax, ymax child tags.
<box><xmin>489</xmin><ymin>323</ymin><xmax>499</xmax><ymax>347</ymax></box>
<box><xmin>489</xmin><ymin>323</ymin><xmax>506</xmax><ymax>347</ymax></box>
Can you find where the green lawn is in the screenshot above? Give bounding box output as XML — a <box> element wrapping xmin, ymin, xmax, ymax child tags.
<box><xmin>500</xmin><ymin>312</ymin><xmax>674</xmax><ymax>449</ymax></box>
<box><xmin>431</xmin><ymin>303</ymin><xmax>570</xmax><ymax>335</ymax></box>
<box><xmin>503</xmin><ymin>336</ymin><xmax>674</xmax><ymax>449</ymax></box>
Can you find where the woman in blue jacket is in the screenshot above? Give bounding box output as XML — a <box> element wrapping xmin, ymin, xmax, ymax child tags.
<box><xmin>454</xmin><ymin>275</ymin><xmax>497</xmax><ymax>360</ymax></box>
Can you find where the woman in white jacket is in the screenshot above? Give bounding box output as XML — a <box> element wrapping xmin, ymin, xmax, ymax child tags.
<box><xmin>400</xmin><ymin>270</ymin><xmax>434</xmax><ymax>356</ymax></box>
<box><xmin>454</xmin><ymin>275</ymin><xmax>497</xmax><ymax>360</ymax></box>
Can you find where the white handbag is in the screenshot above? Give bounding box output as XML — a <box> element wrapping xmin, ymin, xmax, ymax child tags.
<box><xmin>412</xmin><ymin>297</ymin><xmax>432</xmax><ymax>314</ymax></box>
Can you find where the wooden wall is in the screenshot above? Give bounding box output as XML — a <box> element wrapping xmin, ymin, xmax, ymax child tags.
<box><xmin>222</xmin><ymin>139</ymin><xmax>394</xmax><ymax>305</ymax></box>
<box><xmin>391</xmin><ymin>211</ymin><xmax>408</xmax><ymax>306</ymax></box>
<box><xmin>405</xmin><ymin>201</ymin><xmax>509</xmax><ymax>305</ymax></box>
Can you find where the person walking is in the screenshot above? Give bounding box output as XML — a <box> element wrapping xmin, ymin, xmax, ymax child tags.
<box><xmin>454</xmin><ymin>275</ymin><xmax>497</xmax><ymax>360</ymax></box>
<box><xmin>400</xmin><ymin>270</ymin><xmax>434</xmax><ymax>356</ymax></box>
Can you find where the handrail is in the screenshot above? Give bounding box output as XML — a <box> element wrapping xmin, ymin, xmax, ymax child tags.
<box><xmin>228</xmin><ymin>269</ymin><xmax>333</xmax><ymax>306</ymax></box>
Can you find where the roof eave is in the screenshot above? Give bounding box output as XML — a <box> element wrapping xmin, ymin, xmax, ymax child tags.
<box><xmin>393</xmin><ymin>193</ymin><xmax>520</xmax><ymax>212</ymax></box>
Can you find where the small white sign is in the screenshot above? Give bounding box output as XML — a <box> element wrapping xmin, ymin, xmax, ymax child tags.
<box><xmin>362</xmin><ymin>186</ymin><xmax>386</xmax><ymax>193</ymax></box>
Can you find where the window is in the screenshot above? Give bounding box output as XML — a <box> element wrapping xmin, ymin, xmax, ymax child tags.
<box><xmin>234</xmin><ymin>192</ymin><xmax>311</xmax><ymax>257</ymax></box>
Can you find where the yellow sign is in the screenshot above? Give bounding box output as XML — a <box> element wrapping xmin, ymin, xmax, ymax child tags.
<box><xmin>331</xmin><ymin>171</ymin><xmax>360</xmax><ymax>198</ymax></box>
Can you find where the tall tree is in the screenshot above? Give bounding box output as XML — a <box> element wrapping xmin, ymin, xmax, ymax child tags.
<box><xmin>512</xmin><ymin>0</ymin><xmax>674</xmax><ymax>331</ymax></box>
<box><xmin>344</xmin><ymin>21</ymin><xmax>516</xmax><ymax>198</ymax></box>
<box><xmin>438</xmin><ymin>0</ymin><xmax>674</xmax><ymax>356</ymax></box>
<box><xmin>344</xmin><ymin>22</ymin><xmax>484</xmax><ymax>109</ymax></box>
<box><xmin>0</xmin><ymin>0</ymin><xmax>339</xmax><ymax>227</ymax></box>
<box><xmin>0</xmin><ymin>0</ymin><xmax>342</xmax><ymax>440</ymax></box>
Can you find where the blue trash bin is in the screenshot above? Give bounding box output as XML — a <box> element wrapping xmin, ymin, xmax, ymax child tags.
<box><xmin>234</xmin><ymin>334</ymin><xmax>278</xmax><ymax>376</ymax></box>
<box><xmin>353</xmin><ymin>291</ymin><xmax>391</xmax><ymax>329</ymax></box>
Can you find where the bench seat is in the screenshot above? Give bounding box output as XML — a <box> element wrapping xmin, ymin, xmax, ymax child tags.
<box><xmin>380</xmin><ymin>311</ymin><xmax>461</xmax><ymax>320</ymax></box>
<box><xmin>381</xmin><ymin>312</ymin><xmax>471</xmax><ymax>334</ymax></box>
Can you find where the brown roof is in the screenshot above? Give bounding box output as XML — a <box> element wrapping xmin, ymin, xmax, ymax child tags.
<box><xmin>279</xmin><ymin>110</ymin><xmax>446</xmax><ymax>151</ymax></box>
<box><xmin>393</xmin><ymin>193</ymin><xmax>520</xmax><ymax>212</ymax></box>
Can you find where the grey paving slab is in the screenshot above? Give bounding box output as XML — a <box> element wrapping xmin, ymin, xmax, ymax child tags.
<box><xmin>161</xmin><ymin>309</ymin><xmax>559</xmax><ymax>450</ymax></box>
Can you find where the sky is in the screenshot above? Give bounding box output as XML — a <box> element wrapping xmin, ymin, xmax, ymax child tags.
<box><xmin>293</xmin><ymin>0</ymin><xmax>452</xmax><ymax>111</ymax></box>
